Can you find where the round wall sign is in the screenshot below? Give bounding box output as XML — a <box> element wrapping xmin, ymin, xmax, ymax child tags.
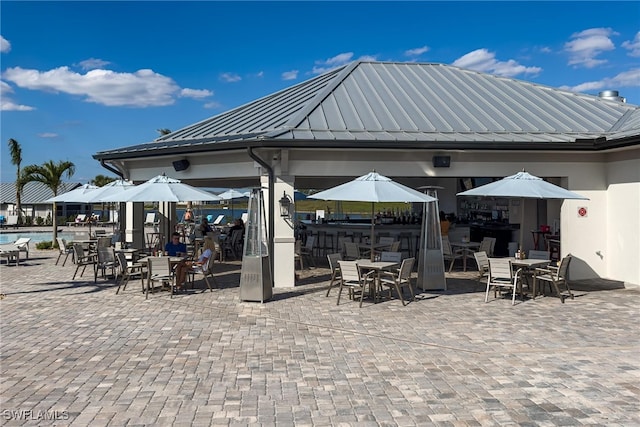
<box><xmin>578</xmin><ymin>207</ymin><xmax>588</xmax><ymax>217</ymax></box>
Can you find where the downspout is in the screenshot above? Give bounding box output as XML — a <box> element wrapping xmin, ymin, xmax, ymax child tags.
<box><xmin>247</xmin><ymin>147</ymin><xmax>274</xmax><ymax>279</ymax></box>
<box><xmin>100</xmin><ymin>160</ymin><xmax>125</xmax><ymax>179</ymax></box>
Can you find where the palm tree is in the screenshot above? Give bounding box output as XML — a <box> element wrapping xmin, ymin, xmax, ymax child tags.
<box><xmin>91</xmin><ymin>174</ymin><xmax>116</xmax><ymax>222</ymax></box>
<box><xmin>22</xmin><ymin>160</ymin><xmax>75</xmax><ymax>243</ymax></box>
<box><xmin>7</xmin><ymin>138</ymin><xmax>24</xmax><ymax>223</ymax></box>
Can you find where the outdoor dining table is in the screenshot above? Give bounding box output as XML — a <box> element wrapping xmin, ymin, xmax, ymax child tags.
<box><xmin>0</xmin><ymin>244</ymin><xmax>20</xmax><ymax>266</ymax></box>
<box><xmin>491</xmin><ymin>257</ymin><xmax>551</xmax><ymax>299</ymax></box>
<box><xmin>355</xmin><ymin>259</ymin><xmax>400</xmax><ymax>302</ymax></box>
<box><xmin>138</xmin><ymin>255</ymin><xmax>186</xmax><ymax>297</ymax></box>
<box><xmin>115</xmin><ymin>248</ymin><xmax>141</xmax><ymax>264</ymax></box>
<box><xmin>451</xmin><ymin>241</ymin><xmax>480</xmax><ymax>272</ymax></box>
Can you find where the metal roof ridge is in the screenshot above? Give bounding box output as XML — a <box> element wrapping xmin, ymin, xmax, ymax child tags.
<box><xmin>274</xmin><ymin>60</ymin><xmax>363</xmax><ymax>134</ymax></box>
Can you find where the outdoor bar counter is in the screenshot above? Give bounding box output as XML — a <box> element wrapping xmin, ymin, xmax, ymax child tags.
<box><xmin>304</xmin><ymin>221</ymin><xmax>518</xmax><ymax>256</ymax></box>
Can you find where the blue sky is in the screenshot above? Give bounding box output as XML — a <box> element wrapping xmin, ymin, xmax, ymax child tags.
<box><xmin>1</xmin><ymin>1</ymin><xmax>639</xmax><ymax>184</ymax></box>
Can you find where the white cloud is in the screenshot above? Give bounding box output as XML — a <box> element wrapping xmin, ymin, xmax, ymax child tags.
<box><xmin>312</xmin><ymin>52</ymin><xmax>354</xmax><ymax>74</ymax></box>
<box><xmin>0</xmin><ymin>80</ymin><xmax>35</xmax><ymax>111</ymax></box>
<box><xmin>1</xmin><ymin>99</ymin><xmax>35</xmax><ymax>111</ymax></box>
<box><xmin>563</xmin><ymin>68</ymin><xmax>640</xmax><ymax>94</ymax></box>
<box><xmin>1</xmin><ymin>80</ymin><xmax>13</xmax><ymax>95</ymax></box>
<box><xmin>564</xmin><ymin>27</ymin><xmax>617</xmax><ymax>68</ymax></box>
<box><xmin>38</xmin><ymin>132</ymin><xmax>59</xmax><ymax>138</ymax></box>
<box><xmin>220</xmin><ymin>72</ymin><xmax>241</xmax><ymax>83</ymax></box>
<box><xmin>622</xmin><ymin>31</ymin><xmax>640</xmax><ymax>57</ymax></box>
<box><xmin>452</xmin><ymin>48</ymin><xmax>542</xmax><ymax>77</ymax></box>
<box><xmin>405</xmin><ymin>46</ymin><xmax>429</xmax><ymax>57</ymax></box>
<box><xmin>78</xmin><ymin>58</ymin><xmax>111</xmax><ymax>70</ymax></box>
<box><xmin>180</xmin><ymin>88</ymin><xmax>213</xmax><ymax>99</ymax></box>
<box><xmin>281</xmin><ymin>70</ymin><xmax>298</xmax><ymax>80</ymax></box>
<box><xmin>0</xmin><ymin>35</ymin><xmax>10</xmax><ymax>53</ymax></box>
<box><xmin>2</xmin><ymin>66</ymin><xmax>183</xmax><ymax>107</ymax></box>
<box><xmin>204</xmin><ymin>101</ymin><xmax>222</xmax><ymax>109</ymax></box>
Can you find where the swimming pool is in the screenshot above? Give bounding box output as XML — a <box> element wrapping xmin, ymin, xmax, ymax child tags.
<box><xmin>0</xmin><ymin>231</ymin><xmax>80</xmax><ymax>245</ymax></box>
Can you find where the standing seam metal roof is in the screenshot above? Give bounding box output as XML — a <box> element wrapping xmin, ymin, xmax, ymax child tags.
<box><xmin>94</xmin><ymin>61</ymin><xmax>639</xmax><ymax>158</ymax></box>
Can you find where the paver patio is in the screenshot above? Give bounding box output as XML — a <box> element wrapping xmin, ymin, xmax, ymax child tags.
<box><xmin>1</xmin><ymin>247</ymin><xmax>639</xmax><ymax>426</ymax></box>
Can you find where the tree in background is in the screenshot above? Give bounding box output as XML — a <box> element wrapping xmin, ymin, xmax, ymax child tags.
<box><xmin>7</xmin><ymin>138</ymin><xmax>24</xmax><ymax>224</ymax></box>
<box><xmin>22</xmin><ymin>160</ymin><xmax>75</xmax><ymax>244</ymax></box>
<box><xmin>91</xmin><ymin>174</ymin><xmax>117</xmax><ymax>221</ymax></box>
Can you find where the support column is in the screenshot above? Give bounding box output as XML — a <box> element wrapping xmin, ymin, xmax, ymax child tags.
<box><xmin>264</xmin><ymin>175</ymin><xmax>296</xmax><ymax>288</ymax></box>
<box><xmin>125</xmin><ymin>202</ymin><xmax>144</xmax><ymax>250</ymax></box>
<box><xmin>158</xmin><ymin>202</ymin><xmax>177</xmax><ymax>243</ymax></box>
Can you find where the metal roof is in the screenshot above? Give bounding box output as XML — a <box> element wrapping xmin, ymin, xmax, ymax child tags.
<box><xmin>0</xmin><ymin>182</ymin><xmax>81</xmax><ymax>204</ymax></box>
<box><xmin>95</xmin><ymin>61</ymin><xmax>639</xmax><ymax>159</ymax></box>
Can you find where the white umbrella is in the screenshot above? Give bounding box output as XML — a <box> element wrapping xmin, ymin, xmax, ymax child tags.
<box><xmin>217</xmin><ymin>189</ymin><xmax>250</xmax><ymax>220</ymax></box>
<box><xmin>45</xmin><ymin>183</ymin><xmax>99</xmax><ymax>202</ymax></box>
<box><xmin>101</xmin><ymin>174</ymin><xmax>222</xmax><ymax>202</ymax></box>
<box><xmin>82</xmin><ymin>179</ymin><xmax>135</xmax><ymax>203</ymax></box>
<box><xmin>309</xmin><ymin>171</ymin><xmax>437</xmax><ymax>261</ymax></box>
<box><xmin>457</xmin><ymin>170</ymin><xmax>588</xmax><ymax>251</ymax></box>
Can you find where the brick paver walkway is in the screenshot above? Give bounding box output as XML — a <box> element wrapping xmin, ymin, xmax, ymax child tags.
<box><xmin>1</xmin><ymin>248</ymin><xmax>639</xmax><ymax>426</ymax></box>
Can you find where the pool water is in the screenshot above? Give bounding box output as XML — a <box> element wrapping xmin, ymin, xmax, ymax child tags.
<box><xmin>0</xmin><ymin>231</ymin><xmax>79</xmax><ymax>245</ymax></box>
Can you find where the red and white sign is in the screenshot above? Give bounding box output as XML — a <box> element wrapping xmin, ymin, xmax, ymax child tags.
<box><xmin>578</xmin><ymin>207</ymin><xmax>588</xmax><ymax>217</ymax></box>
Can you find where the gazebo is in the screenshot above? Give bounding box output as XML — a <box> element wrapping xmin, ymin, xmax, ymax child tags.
<box><xmin>94</xmin><ymin>61</ymin><xmax>640</xmax><ymax>287</ymax></box>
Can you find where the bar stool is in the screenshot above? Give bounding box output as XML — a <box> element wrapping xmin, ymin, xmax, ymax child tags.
<box><xmin>315</xmin><ymin>231</ymin><xmax>334</xmax><ymax>257</ymax></box>
<box><xmin>398</xmin><ymin>232</ymin><xmax>413</xmax><ymax>258</ymax></box>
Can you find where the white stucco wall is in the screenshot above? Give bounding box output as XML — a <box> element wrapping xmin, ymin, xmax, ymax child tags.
<box><xmin>605</xmin><ymin>157</ymin><xmax>640</xmax><ymax>285</ymax></box>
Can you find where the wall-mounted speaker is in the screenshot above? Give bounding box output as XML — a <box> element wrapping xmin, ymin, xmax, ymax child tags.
<box><xmin>172</xmin><ymin>159</ymin><xmax>190</xmax><ymax>171</ymax></box>
<box><xmin>432</xmin><ymin>155</ymin><xmax>451</xmax><ymax>168</ymax></box>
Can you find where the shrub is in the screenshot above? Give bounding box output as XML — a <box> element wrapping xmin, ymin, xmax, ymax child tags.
<box><xmin>36</xmin><ymin>240</ymin><xmax>54</xmax><ymax>250</ymax></box>
<box><xmin>35</xmin><ymin>216</ymin><xmax>45</xmax><ymax>226</ymax></box>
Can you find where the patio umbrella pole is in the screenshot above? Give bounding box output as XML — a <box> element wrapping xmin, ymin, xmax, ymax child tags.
<box><xmin>370</xmin><ymin>202</ymin><xmax>375</xmax><ymax>262</ymax></box>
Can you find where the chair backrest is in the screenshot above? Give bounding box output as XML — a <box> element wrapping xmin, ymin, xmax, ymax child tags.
<box><xmin>557</xmin><ymin>254</ymin><xmax>572</xmax><ymax>279</ymax></box>
<box><xmin>338</xmin><ymin>260</ymin><xmax>360</xmax><ymax>282</ymax></box>
<box><xmin>487</xmin><ymin>237</ymin><xmax>497</xmax><ymax>256</ymax></box>
<box><xmin>6</xmin><ymin>215</ymin><xmax>18</xmax><ymax>226</ymax></box>
<box><xmin>230</xmin><ymin>229</ymin><xmax>243</xmax><ymax>244</ymax></box>
<box><xmin>14</xmin><ymin>237</ymin><xmax>30</xmax><ymax>245</ymax></box>
<box><xmin>337</xmin><ymin>236</ymin><xmax>352</xmax><ymax>253</ymax></box>
<box><xmin>473</xmin><ymin>251</ymin><xmax>489</xmax><ymax>271</ymax></box>
<box><xmin>97</xmin><ymin>236</ymin><xmax>112</xmax><ymax>248</ymax></box>
<box><xmin>115</xmin><ymin>251</ymin><xmax>128</xmax><ymax>272</ymax></box>
<box><xmin>148</xmin><ymin>256</ymin><xmax>171</xmax><ymax>276</ymax></box>
<box><xmin>303</xmin><ymin>235</ymin><xmax>316</xmax><ymax>251</ymax></box>
<box><xmin>57</xmin><ymin>237</ymin><xmax>67</xmax><ymax>252</ymax></box>
<box><xmin>388</xmin><ymin>241</ymin><xmax>400</xmax><ymax>252</ymax></box>
<box><xmin>213</xmin><ymin>214</ymin><xmax>226</xmax><ymax>225</ymax></box>
<box><xmin>72</xmin><ymin>243</ymin><xmax>87</xmax><ymax>260</ymax></box>
<box><xmin>343</xmin><ymin>241</ymin><xmax>360</xmax><ymax>259</ymax></box>
<box><xmin>528</xmin><ymin>250</ymin><xmax>550</xmax><ymax>260</ymax></box>
<box><xmin>380</xmin><ymin>251</ymin><xmax>402</xmax><ymax>263</ymax></box>
<box><xmin>76</xmin><ymin>214</ymin><xmax>87</xmax><ymax>222</ymax></box>
<box><xmin>441</xmin><ymin>236</ymin><xmax>453</xmax><ymax>256</ymax></box>
<box><xmin>478</xmin><ymin>238</ymin><xmax>492</xmax><ymax>254</ymax></box>
<box><xmin>327</xmin><ymin>253</ymin><xmax>342</xmax><ymax>272</ymax></box>
<box><xmin>294</xmin><ymin>240</ymin><xmax>302</xmax><ymax>255</ymax></box>
<box><xmin>145</xmin><ymin>212</ymin><xmax>156</xmax><ymax>224</ymax></box>
<box><xmin>97</xmin><ymin>247</ymin><xmax>115</xmax><ymax>265</ymax></box>
<box><xmin>488</xmin><ymin>258</ymin><xmax>513</xmax><ymax>281</ymax></box>
<box><xmin>398</xmin><ymin>257</ymin><xmax>415</xmax><ymax>280</ymax></box>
